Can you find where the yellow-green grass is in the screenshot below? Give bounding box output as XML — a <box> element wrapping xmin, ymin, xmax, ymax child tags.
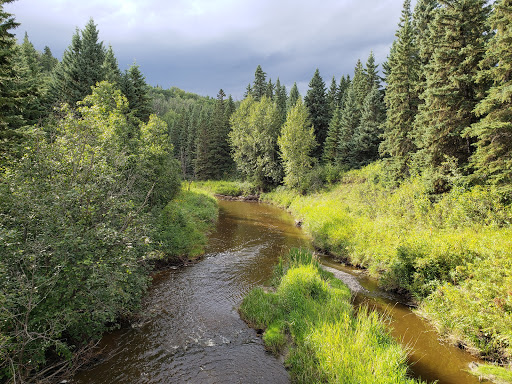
<box><xmin>262</xmin><ymin>161</ymin><xmax>512</xmax><ymax>364</ymax></box>
<box><xmin>470</xmin><ymin>363</ymin><xmax>512</xmax><ymax>384</ymax></box>
<box><xmin>240</xmin><ymin>249</ymin><xmax>423</xmax><ymax>384</ymax></box>
<box><xmin>189</xmin><ymin>180</ymin><xmax>257</xmax><ymax>197</ymax></box>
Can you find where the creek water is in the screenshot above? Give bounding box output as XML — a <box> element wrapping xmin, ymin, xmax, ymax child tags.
<box><xmin>74</xmin><ymin>199</ymin><xmax>482</xmax><ymax>384</ymax></box>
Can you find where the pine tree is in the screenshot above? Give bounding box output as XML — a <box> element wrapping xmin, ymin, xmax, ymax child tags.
<box><xmin>414</xmin><ymin>0</ymin><xmax>490</xmax><ymax>175</ymax></box>
<box><xmin>304</xmin><ymin>69</ymin><xmax>329</xmax><ymax>158</ymax></box>
<box><xmin>381</xmin><ymin>0</ymin><xmax>421</xmax><ymax>178</ymax></box>
<box><xmin>351</xmin><ymin>59</ymin><xmax>368</xmax><ymax>109</ymax></box>
<box><xmin>466</xmin><ymin>0</ymin><xmax>512</xmax><ymax>188</ymax></box>
<box><xmin>252</xmin><ymin>65</ymin><xmax>267</xmax><ymax>101</ymax></box>
<box><xmin>79</xmin><ymin>18</ymin><xmax>105</xmax><ymax>89</ymax></box>
<box><xmin>210</xmin><ymin>89</ymin><xmax>233</xmax><ymax>178</ymax></box>
<box><xmin>364</xmin><ymin>52</ymin><xmax>380</xmax><ymax>93</ymax></box>
<box><xmin>278</xmin><ymin>99</ymin><xmax>317</xmax><ymax>190</ymax></box>
<box><xmin>288</xmin><ymin>82</ymin><xmax>300</xmax><ymax>109</ymax></box>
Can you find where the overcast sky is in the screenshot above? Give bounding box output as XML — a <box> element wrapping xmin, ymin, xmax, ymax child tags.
<box><xmin>6</xmin><ymin>0</ymin><xmax>415</xmax><ymax>99</ymax></box>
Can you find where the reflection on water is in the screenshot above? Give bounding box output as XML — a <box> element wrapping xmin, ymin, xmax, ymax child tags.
<box><xmin>73</xmin><ymin>200</ymin><xmax>308</xmax><ymax>384</ymax></box>
<box><xmin>74</xmin><ymin>200</ymin><xmax>482</xmax><ymax>384</ymax></box>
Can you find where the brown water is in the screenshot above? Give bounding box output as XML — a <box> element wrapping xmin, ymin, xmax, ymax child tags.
<box><xmin>74</xmin><ymin>200</ymin><xmax>483</xmax><ymax>384</ymax></box>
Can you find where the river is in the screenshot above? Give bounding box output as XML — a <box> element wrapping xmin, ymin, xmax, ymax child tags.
<box><xmin>74</xmin><ymin>199</ymin><xmax>482</xmax><ymax>384</ymax></box>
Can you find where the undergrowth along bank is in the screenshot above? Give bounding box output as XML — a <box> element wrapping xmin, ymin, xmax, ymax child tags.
<box><xmin>262</xmin><ymin>161</ymin><xmax>512</xmax><ymax>369</ymax></box>
<box><xmin>190</xmin><ymin>180</ymin><xmax>258</xmax><ymax>198</ymax></box>
<box><xmin>240</xmin><ymin>248</ymin><xmax>423</xmax><ymax>384</ymax></box>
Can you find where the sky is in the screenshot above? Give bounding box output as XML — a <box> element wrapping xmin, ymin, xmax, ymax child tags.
<box><xmin>5</xmin><ymin>0</ymin><xmax>415</xmax><ymax>99</ymax></box>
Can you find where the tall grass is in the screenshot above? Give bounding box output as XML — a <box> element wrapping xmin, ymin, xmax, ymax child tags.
<box><xmin>262</xmin><ymin>161</ymin><xmax>512</xmax><ymax>365</ymax></box>
<box><xmin>189</xmin><ymin>180</ymin><xmax>257</xmax><ymax>197</ymax></box>
<box><xmin>240</xmin><ymin>249</ymin><xmax>423</xmax><ymax>384</ymax></box>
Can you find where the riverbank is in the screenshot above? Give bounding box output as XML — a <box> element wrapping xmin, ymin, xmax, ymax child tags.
<box><xmin>261</xmin><ymin>162</ymin><xmax>512</xmax><ymax>381</ymax></box>
<box><xmin>240</xmin><ymin>248</ymin><xmax>424</xmax><ymax>384</ymax></box>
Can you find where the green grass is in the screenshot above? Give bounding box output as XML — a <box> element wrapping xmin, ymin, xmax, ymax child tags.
<box><xmin>189</xmin><ymin>180</ymin><xmax>258</xmax><ymax>197</ymax></box>
<box><xmin>470</xmin><ymin>363</ymin><xmax>512</xmax><ymax>384</ymax></box>
<box><xmin>240</xmin><ymin>249</ymin><xmax>423</xmax><ymax>384</ymax></box>
<box><xmin>150</xmin><ymin>188</ymin><xmax>218</xmax><ymax>261</ymax></box>
<box><xmin>262</xmin><ymin>161</ymin><xmax>512</xmax><ymax>367</ymax></box>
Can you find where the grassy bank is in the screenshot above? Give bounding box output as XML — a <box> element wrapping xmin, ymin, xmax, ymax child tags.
<box><xmin>262</xmin><ymin>162</ymin><xmax>512</xmax><ymax>375</ymax></box>
<box><xmin>240</xmin><ymin>249</ymin><xmax>423</xmax><ymax>384</ymax></box>
<box><xmin>149</xmin><ymin>188</ymin><xmax>218</xmax><ymax>263</ymax></box>
<box><xmin>189</xmin><ymin>180</ymin><xmax>258</xmax><ymax>197</ymax></box>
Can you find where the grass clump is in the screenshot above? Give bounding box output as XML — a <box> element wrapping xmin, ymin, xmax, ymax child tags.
<box><xmin>190</xmin><ymin>180</ymin><xmax>258</xmax><ymax>197</ymax></box>
<box><xmin>470</xmin><ymin>363</ymin><xmax>512</xmax><ymax>384</ymax></box>
<box><xmin>262</xmin><ymin>161</ymin><xmax>512</xmax><ymax>366</ymax></box>
<box><xmin>240</xmin><ymin>248</ymin><xmax>422</xmax><ymax>384</ymax></box>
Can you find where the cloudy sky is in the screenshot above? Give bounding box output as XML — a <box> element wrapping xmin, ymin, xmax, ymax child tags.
<box><xmin>6</xmin><ymin>0</ymin><xmax>415</xmax><ymax>99</ymax></box>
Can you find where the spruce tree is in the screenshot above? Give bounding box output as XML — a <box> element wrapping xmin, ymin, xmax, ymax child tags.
<box><xmin>288</xmin><ymin>82</ymin><xmax>300</xmax><ymax>109</ymax></box>
<box><xmin>351</xmin><ymin>59</ymin><xmax>368</xmax><ymax>110</ymax></box>
<box><xmin>79</xmin><ymin>18</ymin><xmax>105</xmax><ymax>89</ymax></box>
<box><xmin>380</xmin><ymin>0</ymin><xmax>421</xmax><ymax>178</ymax></box>
<box><xmin>210</xmin><ymin>89</ymin><xmax>234</xmax><ymax>178</ymax></box>
<box><xmin>40</xmin><ymin>46</ymin><xmax>58</xmax><ymax>73</ymax></box>
<box><xmin>102</xmin><ymin>45</ymin><xmax>121</xmax><ymax>86</ymax></box>
<box><xmin>304</xmin><ymin>69</ymin><xmax>329</xmax><ymax>158</ymax></box>
<box><xmin>266</xmin><ymin>78</ymin><xmax>274</xmax><ymax>100</ymax></box>
<box><xmin>337</xmin><ymin>85</ymin><xmax>360</xmax><ymax>167</ymax></box>
<box><xmin>323</xmin><ymin>106</ymin><xmax>343</xmax><ymax>164</ymax></box>
<box><xmin>466</xmin><ymin>0</ymin><xmax>512</xmax><ymax>189</ymax></box>
<box><xmin>275</xmin><ymin>78</ymin><xmax>288</xmax><ymax>124</ymax></box>
<box><xmin>354</xmin><ymin>85</ymin><xmax>385</xmax><ymax>166</ymax></box>
<box><xmin>195</xmin><ymin>108</ymin><xmax>213</xmax><ymax>179</ymax></box>
<box><xmin>414</xmin><ymin>0</ymin><xmax>490</xmax><ymax>175</ymax></box>
<box><xmin>121</xmin><ymin>64</ymin><xmax>152</xmax><ymax>123</ymax></box>
<box><xmin>327</xmin><ymin>76</ymin><xmax>338</xmax><ymax>116</ymax></box>
<box><xmin>364</xmin><ymin>52</ymin><xmax>380</xmax><ymax>93</ymax></box>
<box><xmin>336</xmin><ymin>75</ymin><xmax>350</xmax><ymax>109</ymax></box>
<box><xmin>0</xmin><ymin>0</ymin><xmax>22</xmax><ymax>162</ymax></box>
<box><xmin>252</xmin><ymin>65</ymin><xmax>267</xmax><ymax>101</ymax></box>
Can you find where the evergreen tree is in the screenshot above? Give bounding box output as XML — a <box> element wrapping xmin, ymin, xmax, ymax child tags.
<box><xmin>336</xmin><ymin>75</ymin><xmax>351</xmax><ymax>108</ymax></box>
<box><xmin>102</xmin><ymin>45</ymin><xmax>121</xmax><ymax>86</ymax></box>
<box><xmin>304</xmin><ymin>69</ymin><xmax>329</xmax><ymax>158</ymax></box>
<box><xmin>380</xmin><ymin>0</ymin><xmax>421</xmax><ymax>178</ymax></box>
<box><xmin>323</xmin><ymin>106</ymin><xmax>343</xmax><ymax>164</ymax></box>
<box><xmin>466</xmin><ymin>0</ymin><xmax>512</xmax><ymax>189</ymax></box>
<box><xmin>288</xmin><ymin>82</ymin><xmax>300</xmax><ymax>109</ymax></box>
<box><xmin>354</xmin><ymin>85</ymin><xmax>385</xmax><ymax>166</ymax></box>
<box><xmin>265</xmin><ymin>78</ymin><xmax>274</xmax><ymax>100</ymax></box>
<box><xmin>210</xmin><ymin>89</ymin><xmax>234</xmax><ymax>178</ymax></box>
<box><xmin>275</xmin><ymin>78</ymin><xmax>288</xmax><ymax>124</ymax></box>
<box><xmin>414</xmin><ymin>0</ymin><xmax>490</xmax><ymax>175</ymax></box>
<box><xmin>351</xmin><ymin>59</ymin><xmax>368</xmax><ymax>109</ymax></box>
<box><xmin>79</xmin><ymin>18</ymin><xmax>105</xmax><ymax>89</ymax></box>
<box><xmin>121</xmin><ymin>64</ymin><xmax>152</xmax><ymax>123</ymax></box>
<box><xmin>40</xmin><ymin>46</ymin><xmax>58</xmax><ymax>73</ymax></box>
<box><xmin>252</xmin><ymin>65</ymin><xmax>267</xmax><ymax>101</ymax></box>
<box><xmin>337</xmin><ymin>85</ymin><xmax>360</xmax><ymax>167</ymax></box>
<box><xmin>0</xmin><ymin>0</ymin><xmax>23</xmax><ymax>161</ymax></box>
<box><xmin>244</xmin><ymin>83</ymin><xmax>252</xmax><ymax>98</ymax></box>
<box><xmin>364</xmin><ymin>52</ymin><xmax>380</xmax><ymax>92</ymax></box>
<box><xmin>327</xmin><ymin>76</ymin><xmax>338</xmax><ymax>116</ymax></box>
<box><xmin>195</xmin><ymin>108</ymin><xmax>213</xmax><ymax>179</ymax></box>
<box><xmin>278</xmin><ymin>99</ymin><xmax>317</xmax><ymax>190</ymax></box>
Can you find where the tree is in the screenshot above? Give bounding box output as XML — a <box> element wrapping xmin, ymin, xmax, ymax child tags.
<box><xmin>102</xmin><ymin>44</ymin><xmax>121</xmax><ymax>86</ymax></box>
<box><xmin>353</xmin><ymin>85</ymin><xmax>385</xmax><ymax>166</ymax></box>
<box><xmin>327</xmin><ymin>76</ymin><xmax>338</xmax><ymax>116</ymax></box>
<box><xmin>380</xmin><ymin>0</ymin><xmax>421</xmax><ymax>178</ymax></box>
<box><xmin>121</xmin><ymin>63</ymin><xmax>152</xmax><ymax>123</ymax></box>
<box><xmin>414</xmin><ymin>0</ymin><xmax>490</xmax><ymax>176</ymax></box>
<box><xmin>0</xmin><ymin>0</ymin><xmax>23</xmax><ymax>165</ymax></box>
<box><xmin>304</xmin><ymin>69</ymin><xmax>330</xmax><ymax>158</ymax></box>
<box><xmin>288</xmin><ymin>82</ymin><xmax>300</xmax><ymax>109</ymax></box>
<box><xmin>323</xmin><ymin>106</ymin><xmax>343</xmax><ymax>164</ymax></box>
<box><xmin>40</xmin><ymin>46</ymin><xmax>58</xmax><ymax>73</ymax></box>
<box><xmin>275</xmin><ymin>78</ymin><xmax>288</xmax><ymax>124</ymax></box>
<box><xmin>465</xmin><ymin>0</ymin><xmax>512</xmax><ymax>189</ymax></box>
<box><xmin>209</xmin><ymin>89</ymin><xmax>234</xmax><ymax>178</ymax></box>
<box><xmin>278</xmin><ymin>99</ymin><xmax>317</xmax><ymax>190</ymax></box>
<box><xmin>337</xmin><ymin>85</ymin><xmax>361</xmax><ymax>167</ymax></box>
<box><xmin>252</xmin><ymin>65</ymin><xmax>267</xmax><ymax>101</ymax></box>
<box><xmin>229</xmin><ymin>96</ymin><xmax>282</xmax><ymax>189</ymax></box>
<box><xmin>336</xmin><ymin>75</ymin><xmax>351</xmax><ymax>109</ymax></box>
<box><xmin>266</xmin><ymin>78</ymin><xmax>274</xmax><ymax>99</ymax></box>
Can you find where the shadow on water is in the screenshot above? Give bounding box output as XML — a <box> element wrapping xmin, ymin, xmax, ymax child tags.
<box><xmin>74</xmin><ymin>200</ymin><xmax>483</xmax><ymax>384</ymax></box>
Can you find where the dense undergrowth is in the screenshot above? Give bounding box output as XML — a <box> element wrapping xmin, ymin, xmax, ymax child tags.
<box><xmin>190</xmin><ymin>180</ymin><xmax>259</xmax><ymax>197</ymax></box>
<box><xmin>262</xmin><ymin>161</ymin><xmax>512</xmax><ymax>371</ymax></box>
<box><xmin>240</xmin><ymin>248</ymin><xmax>423</xmax><ymax>384</ymax></box>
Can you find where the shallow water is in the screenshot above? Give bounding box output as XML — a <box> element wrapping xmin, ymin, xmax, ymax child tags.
<box><xmin>74</xmin><ymin>200</ymin><xmax>482</xmax><ymax>384</ymax></box>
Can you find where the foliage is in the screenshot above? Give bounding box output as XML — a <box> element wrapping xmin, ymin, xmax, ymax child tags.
<box><xmin>263</xmin><ymin>162</ymin><xmax>512</xmax><ymax>363</ymax></box>
<box><xmin>191</xmin><ymin>180</ymin><xmax>258</xmax><ymax>197</ymax></box>
<box><xmin>304</xmin><ymin>69</ymin><xmax>330</xmax><ymax>158</ymax></box>
<box><xmin>229</xmin><ymin>96</ymin><xmax>282</xmax><ymax>190</ymax></box>
<box><xmin>278</xmin><ymin>99</ymin><xmax>317</xmax><ymax>191</ymax></box>
<box><xmin>240</xmin><ymin>249</ymin><xmax>422</xmax><ymax>384</ymax></box>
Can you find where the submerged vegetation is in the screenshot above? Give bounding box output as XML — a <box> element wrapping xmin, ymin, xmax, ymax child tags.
<box><xmin>240</xmin><ymin>248</ymin><xmax>423</xmax><ymax>384</ymax></box>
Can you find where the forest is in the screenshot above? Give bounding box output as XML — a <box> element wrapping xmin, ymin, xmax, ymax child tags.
<box><xmin>1</xmin><ymin>0</ymin><xmax>512</xmax><ymax>382</ymax></box>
